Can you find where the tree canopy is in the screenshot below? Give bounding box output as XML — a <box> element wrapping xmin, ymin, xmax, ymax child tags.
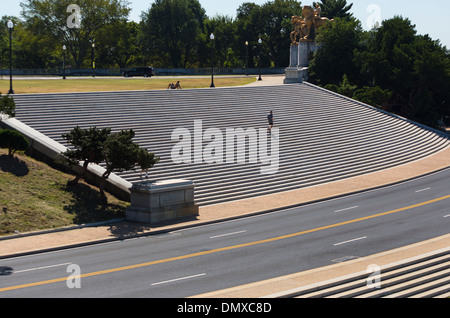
<box><xmin>0</xmin><ymin>129</ymin><xmax>29</xmax><ymax>157</ymax></box>
<box><xmin>61</xmin><ymin>126</ymin><xmax>111</xmax><ymax>185</ymax></box>
<box><xmin>1</xmin><ymin>0</ymin><xmax>304</xmax><ymax>69</ymax></box>
<box><xmin>309</xmin><ymin>15</ymin><xmax>450</xmax><ymax>128</ymax></box>
<box><xmin>61</xmin><ymin>127</ymin><xmax>159</xmax><ymax>202</ymax></box>
<box><xmin>0</xmin><ymin>93</ymin><xmax>16</xmax><ymax>117</ymax></box>
<box><xmin>313</xmin><ymin>0</ymin><xmax>353</xmax><ymax>20</ymax></box>
<box><xmin>20</xmin><ymin>0</ymin><xmax>130</xmax><ymax>68</ymax></box>
<box><xmin>140</xmin><ymin>0</ymin><xmax>206</xmax><ymax>68</ymax></box>
<box><xmin>2</xmin><ymin>0</ymin><xmax>449</xmax><ymax>127</ymax></box>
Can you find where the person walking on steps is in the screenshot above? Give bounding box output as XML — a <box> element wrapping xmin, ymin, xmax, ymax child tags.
<box><xmin>267</xmin><ymin>110</ymin><xmax>274</xmax><ymax>132</ymax></box>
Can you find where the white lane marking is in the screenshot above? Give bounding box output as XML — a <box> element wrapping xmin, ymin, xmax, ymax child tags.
<box><xmin>209</xmin><ymin>230</ymin><xmax>247</xmax><ymax>239</ymax></box>
<box><xmin>334</xmin><ymin>206</ymin><xmax>359</xmax><ymax>213</ymax></box>
<box><xmin>444</xmin><ymin>214</ymin><xmax>450</xmax><ymax>218</ymax></box>
<box><xmin>151</xmin><ymin>273</ymin><xmax>206</xmax><ymax>286</ymax></box>
<box><xmin>334</xmin><ymin>236</ymin><xmax>367</xmax><ymax>246</ymax></box>
<box><xmin>415</xmin><ymin>187</ymin><xmax>431</xmax><ymax>193</ymax></box>
<box><xmin>14</xmin><ymin>262</ymin><xmax>72</xmax><ymax>274</ymax></box>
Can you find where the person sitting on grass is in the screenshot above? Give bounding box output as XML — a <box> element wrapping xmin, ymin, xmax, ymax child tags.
<box><xmin>167</xmin><ymin>81</ymin><xmax>182</xmax><ymax>89</ymax></box>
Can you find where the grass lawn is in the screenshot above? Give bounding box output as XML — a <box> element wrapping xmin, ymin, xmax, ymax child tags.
<box><xmin>0</xmin><ymin>149</ymin><xmax>129</xmax><ymax>236</ymax></box>
<box><xmin>0</xmin><ymin>76</ymin><xmax>257</xmax><ymax>94</ymax></box>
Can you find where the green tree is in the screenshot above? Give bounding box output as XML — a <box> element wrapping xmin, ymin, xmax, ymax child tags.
<box><xmin>0</xmin><ymin>93</ymin><xmax>16</xmax><ymax>117</ymax></box>
<box><xmin>21</xmin><ymin>0</ymin><xmax>131</xmax><ymax>68</ymax></box>
<box><xmin>137</xmin><ymin>148</ymin><xmax>160</xmax><ymax>178</ymax></box>
<box><xmin>1</xmin><ymin>16</ymin><xmax>60</xmax><ymax>69</ymax></box>
<box><xmin>140</xmin><ymin>0</ymin><xmax>206</xmax><ymax>68</ymax></box>
<box><xmin>203</xmin><ymin>15</ymin><xmax>239</xmax><ymax>68</ymax></box>
<box><xmin>235</xmin><ymin>2</ymin><xmax>263</xmax><ymax>68</ymax></box>
<box><xmin>95</xmin><ymin>21</ymin><xmax>144</xmax><ymax>68</ymax></box>
<box><xmin>100</xmin><ymin>130</ymin><xmax>139</xmax><ymax>202</ymax></box>
<box><xmin>324</xmin><ymin>75</ymin><xmax>392</xmax><ymax>109</ymax></box>
<box><xmin>61</xmin><ymin>126</ymin><xmax>111</xmax><ymax>186</ymax></box>
<box><xmin>354</xmin><ymin>16</ymin><xmax>450</xmax><ymax>127</ymax></box>
<box><xmin>324</xmin><ymin>74</ymin><xmax>357</xmax><ymax>98</ymax></box>
<box><xmin>0</xmin><ymin>129</ymin><xmax>29</xmax><ymax>157</ymax></box>
<box><xmin>309</xmin><ymin>17</ymin><xmax>363</xmax><ymax>85</ymax></box>
<box><xmin>0</xmin><ymin>17</ymin><xmax>12</xmax><ymax>70</ymax></box>
<box><xmin>234</xmin><ymin>0</ymin><xmax>302</xmax><ymax>68</ymax></box>
<box><xmin>354</xmin><ymin>17</ymin><xmax>417</xmax><ymax>90</ymax></box>
<box><xmin>259</xmin><ymin>0</ymin><xmax>303</xmax><ymax>67</ymax></box>
<box><xmin>314</xmin><ymin>0</ymin><xmax>353</xmax><ymax>20</ymax></box>
<box><xmin>352</xmin><ymin>86</ymin><xmax>392</xmax><ymax>109</ymax></box>
<box><xmin>62</xmin><ymin>127</ymin><xmax>159</xmax><ymax>203</ymax></box>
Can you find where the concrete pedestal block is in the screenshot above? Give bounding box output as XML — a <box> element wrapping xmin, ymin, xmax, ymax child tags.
<box><xmin>126</xmin><ymin>179</ymin><xmax>199</xmax><ymax>225</ymax></box>
<box><xmin>284</xmin><ymin>67</ymin><xmax>304</xmax><ymax>84</ymax></box>
<box><xmin>289</xmin><ymin>45</ymin><xmax>299</xmax><ymax>68</ymax></box>
<box><xmin>285</xmin><ymin>41</ymin><xmax>319</xmax><ymax>84</ymax></box>
<box><xmin>298</xmin><ymin>41</ymin><xmax>319</xmax><ymax>67</ymax></box>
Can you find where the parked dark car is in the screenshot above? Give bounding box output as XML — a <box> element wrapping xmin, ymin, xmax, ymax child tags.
<box><xmin>123</xmin><ymin>67</ymin><xmax>154</xmax><ymax>78</ymax></box>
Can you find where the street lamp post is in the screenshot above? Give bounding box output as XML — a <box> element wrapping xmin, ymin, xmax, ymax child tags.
<box><xmin>210</xmin><ymin>33</ymin><xmax>215</xmax><ymax>88</ymax></box>
<box><xmin>92</xmin><ymin>42</ymin><xmax>95</xmax><ymax>78</ymax></box>
<box><xmin>258</xmin><ymin>38</ymin><xmax>262</xmax><ymax>81</ymax></box>
<box><xmin>7</xmin><ymin>20</ymin><xmax>14</xmax><ymax>94</ymax></box>
<box><xmin>245</xmin><ymin>41</ymin><xmax>249</xmax><ymax>76</ymax></box>
<box><xmin>63</xmin><ymin>45</ymin><xmax>66</xmax><ymax>80</ymax></box>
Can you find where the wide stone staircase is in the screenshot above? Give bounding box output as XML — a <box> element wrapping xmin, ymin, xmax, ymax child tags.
<box><xmin>282</xmin><ymin>248</ymin><xmax>450</xmax><ymax>298</ymax></box>
<box><xmin>11</xmin><ymin>82</ymin><xmax>450</xmax><ymax>206</ymax></box>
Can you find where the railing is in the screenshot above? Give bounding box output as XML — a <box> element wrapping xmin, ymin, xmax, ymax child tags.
<box><xmin>0</xmin><ymin>67</ymin><xmax>286</xmax><ymax>77</ymax></box>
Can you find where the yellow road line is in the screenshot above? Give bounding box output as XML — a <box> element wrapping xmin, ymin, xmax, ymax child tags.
<box><xmin>1</xmin><ymin>194</ymin><xmax>449</xmax><ymax>293</ymax></box>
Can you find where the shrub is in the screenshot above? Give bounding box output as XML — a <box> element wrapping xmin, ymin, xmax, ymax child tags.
<box><xmin>0</xmin><ymin>93</ymin><xmax>16</xmax><ymax>117</ymax></box>
<box><xmin>0</xmin><ymin>129</ymin><xmax>29</xmax><ymax>157</ymax></box>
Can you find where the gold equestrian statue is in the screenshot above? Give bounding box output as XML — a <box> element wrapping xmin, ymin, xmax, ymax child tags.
<box><xmin>290</xmin><ymin>5</ymin><xmax>333</xmax><ymax>45</ymax></box>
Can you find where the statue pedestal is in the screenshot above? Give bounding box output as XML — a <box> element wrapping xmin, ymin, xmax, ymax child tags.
<box><xmin>298</xmin><ymin>41</ymin><xmax>319</xmax><ymax>67</ymax></box>
<box><xmin>289</xmin><ymin>45</ymin><xmax>299</xmax><ymax>67</ymax></box>
<box><xmin>284</xmin><ymin>41</ymin><xmax>319</xmax><ymax>84</ymax></box>
<box><xmin>284</xmin><ymin>45</ymin><xmax>303</xmax><ymax>84</ymax></box>
<box><xmin>126</xmin><ymin>179</ymin><xmax>199</xmax><ymax>225</ymax></box>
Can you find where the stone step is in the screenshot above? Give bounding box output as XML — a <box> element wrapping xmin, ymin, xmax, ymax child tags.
<box><xmin>11</xmin><ymin>82</ymin><xmax>450</xmax><ymax>206</ymax></box>
<box><xmin>288</xmin><ymin>251</ymin><xmax>450</xmax><ymax>299</ymax></box>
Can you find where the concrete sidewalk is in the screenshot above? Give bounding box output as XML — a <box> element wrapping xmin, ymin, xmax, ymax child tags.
<box><xmin>0</xmin><ymin>143</ymin><xmax>449</xmax><ymax>297</ymax></box>
<box><xmin>244</xmin><ymin>74</ymin><xmax>285</xmax><ymax>87</ymax></box>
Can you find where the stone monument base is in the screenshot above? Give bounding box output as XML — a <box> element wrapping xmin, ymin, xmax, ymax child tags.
<box><xmin>284</xmin><ymin>67</ymin><xmax>304</xmax><ymax>84</ymax></box>
<box><xmin>284</xmin><ymin>41</ymin><xmax>319</xmax><ymax>84</ymax></box>
<box><xmin>126</xmin><ymin>179</ymin><xmax>199</xmax><ymax>225</ymax></box>
<box><xmin>298</xmin><ymin>41</ymin><xmax>319</xmax><ymax>67</ymax></box>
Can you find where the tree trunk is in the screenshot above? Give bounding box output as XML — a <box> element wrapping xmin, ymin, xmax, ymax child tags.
<box><xmin>99</xmin><ymin>169</ymin><xmax>112</xmax><ymax>204</ymax></box>
<box><xmin>67</xmin><ymin>160</ymin><xmax>89</xmax><ymax>186</ymax></box>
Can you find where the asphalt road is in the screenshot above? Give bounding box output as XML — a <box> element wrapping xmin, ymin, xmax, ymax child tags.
<box><xmin>0</xmin><ymin>168</ymin><xmax>449</xmax><ymax>298</ymax></box>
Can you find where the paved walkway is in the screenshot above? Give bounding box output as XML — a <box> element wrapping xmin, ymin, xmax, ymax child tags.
<box><xmin>1</xmin><ymin>76</ymin><xmax>449</xmax><ymax>297</ymax></box>
<box><xmin>244</xmin><ymin>74</ymin><xmax>285</xmax><ymax>87</ymax></box>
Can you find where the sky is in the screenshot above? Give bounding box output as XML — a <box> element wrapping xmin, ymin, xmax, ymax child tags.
<box><xmin>2</xmin><ymin>0</ymin><xmax>449</xmax><ymax>48</ymax></box>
